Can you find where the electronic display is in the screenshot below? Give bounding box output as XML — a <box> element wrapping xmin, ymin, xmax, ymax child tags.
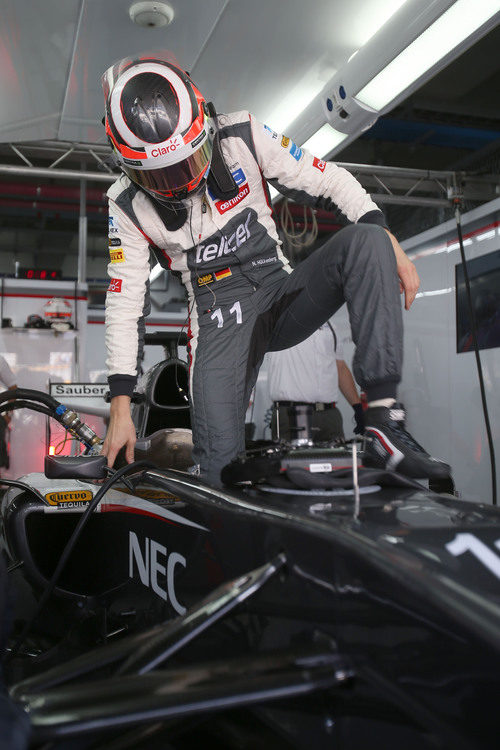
<box><xmin>456</xmin><ymin>249</ymin><xmax>500</xmax><ymax>353</ymax></box>
<box><xmin>18</xmin><ymin>268</ymin><xmax>61</xmax><ymax>280</ymax></box>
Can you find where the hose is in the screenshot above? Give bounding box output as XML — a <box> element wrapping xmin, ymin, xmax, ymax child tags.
<box><xmin>0</xmin><ymin>401</ymin><xmax>54</xmax><ymax>419</ymax></box>
<box><xmin>0</xmin><ymin>387</ymin><xmax>60</xmax><ymax>410</ymax></box>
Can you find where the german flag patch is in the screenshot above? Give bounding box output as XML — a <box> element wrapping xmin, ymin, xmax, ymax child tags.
<box><xmin>197</xmin><ymin>268</ymin><xmax>232</xmax><ymax>286</ymax></box>
<box><xmin>214</xmin><ymin>268</ymin><xmax>232</xmax><ymax>281</ymax></box>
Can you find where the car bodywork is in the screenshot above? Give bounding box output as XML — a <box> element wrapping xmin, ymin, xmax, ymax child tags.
<box><xmin>1</xmin><ymin>464</ymin><xmax>500</xmax><ymax>748</ymax></box>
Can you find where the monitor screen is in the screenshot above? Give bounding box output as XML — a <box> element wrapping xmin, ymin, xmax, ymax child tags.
<box><xmin>456</xmin><ymin>248</ymin><xmax>500</xmax><ymax>354</ymax></box>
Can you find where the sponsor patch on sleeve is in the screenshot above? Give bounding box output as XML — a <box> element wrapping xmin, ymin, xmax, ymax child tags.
<box><xmin>281</xmin><ymin>136</ymin><xmax>290</xmax><ymax>148</ymax></box>
<box><xmin>109</xmin><ymin>237</ymin><xmax>122</xmax><ymax>247</ymax></box>
<box><xmin>108</xmin><ymin>216</ymin><xmax>120</xmax><ymax>234</ymax></box>
<box><xmin>313</xmin><ymin>156</ymin><xmax>327</xmax><ymax>172</ymax></box>
<box><xmin>289</xmin><ymin>142</ymin><xmax>303</xmax><ymax>161</ymax></box>
<box><xmin>109</xmin><ymin>249</ymin><xmax>125</xmax><ymax>263</ymax></box>
<box><xmin>108</xmin><ymin>278</ymin><xmax>122</xmax><ymax>293</ymax></box>
<box><xmin>264</xmin><ymin>124</ymin><xmax>278</xmax><ymax>139</ymax></box>
<box><xmin>232</xmin><ymin>168</ymin><xmax>246</xmax><ymax>185</ymax></box>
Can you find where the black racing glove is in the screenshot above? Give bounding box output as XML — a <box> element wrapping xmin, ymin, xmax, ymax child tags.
<box><xmin>353</xmin><ymin>403</ymin><xmax>365</xmax><ymax>435</ymax></box>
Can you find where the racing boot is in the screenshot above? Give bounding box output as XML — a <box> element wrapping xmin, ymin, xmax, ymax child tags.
<box><xmin>363</xmin><ymin>405</ymin><xmax>451</xmax><ymax>479</ymax></box>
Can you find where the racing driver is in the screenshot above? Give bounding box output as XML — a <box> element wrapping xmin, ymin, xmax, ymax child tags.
<box><xmin>101</xmin><ymin>54</ymin><xmax>451</xmax><ymax>486</ymax></box>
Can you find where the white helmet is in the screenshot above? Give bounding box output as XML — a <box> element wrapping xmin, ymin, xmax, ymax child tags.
<box><xmin>102</xmin><ymin>54</ymin><xmax>213</xmax><ymax>203</ymax></box>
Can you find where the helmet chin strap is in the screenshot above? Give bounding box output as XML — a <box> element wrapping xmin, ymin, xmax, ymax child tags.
<box><xmin>138</xmin><ymin>186</ymin><xmax>188</xmax><ymax>231</ymax></box>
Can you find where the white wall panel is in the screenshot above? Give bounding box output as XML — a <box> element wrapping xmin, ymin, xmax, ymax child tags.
<box><xmin>294</xmin><ymin>201</ymin><xmax>500</xmax><ymax>505</ymax></box>
<box><xmin>402</xmin><ymin>198</ymin><xmax>500</xmax><ymax>504</ymax></box>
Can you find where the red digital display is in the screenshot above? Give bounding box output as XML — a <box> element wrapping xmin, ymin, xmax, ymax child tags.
<box><xmin>19</xmin><ymin>268</ymin><xmax>61</xmax><ymax>280</ymax></box>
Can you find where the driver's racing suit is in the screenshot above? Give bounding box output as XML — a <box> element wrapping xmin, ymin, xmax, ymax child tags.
<box><xmin>105</xmin><ymin>111</ymin><xmax>402</xmax><ymax>485</ymax></box>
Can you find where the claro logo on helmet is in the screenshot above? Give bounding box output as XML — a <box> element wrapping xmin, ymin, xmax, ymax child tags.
<box><xmin>195</xmin><ymin>212</ymin><xmax>252</xmax><ymax>264</ymax></box>
<box><xmin>147</xmin><ymin>135</ymin><xmax>182</xmax><ymax>159</ymax></box>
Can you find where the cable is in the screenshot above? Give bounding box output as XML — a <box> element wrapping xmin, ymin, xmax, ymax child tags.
<box><xmin>454</xmin><ymin>201</ymin><xmax>497</xmax><ymax>506</ymax></box>
<box><xmin>54</xmin><ymin>432</ymin><xmax>68</xmax><ymax>455</ymax></box>
<box><xmin>280</xmin><ymin>199</ymin><xmax>318</xmax><ymax>250</ymax></box>
<box><xmin>7</xmin><ymin>460</ymin><xmax>157</xmax><ymax>659</ymax></box>
<box><xmin>189</xmin><ymin>198</ymin><xmax>217</xmax><ymax>311</ymax></box>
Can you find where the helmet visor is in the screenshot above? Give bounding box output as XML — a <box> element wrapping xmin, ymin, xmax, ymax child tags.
<box><xmin>122</xmin><ymin>139</ymin><xmax>212</xmax><ymax>197</ymax></box>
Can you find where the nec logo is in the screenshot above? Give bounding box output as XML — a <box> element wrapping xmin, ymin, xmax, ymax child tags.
<box><xmin>195</xmin><ymin>212</ymin><xmax>252</xmax><ymax>264</ymax></box>
<box><xmin>129</xmin><ymin>532</ymin><xmax>186</xmax><ymax>614</ymax></box>
<box><xmin>215</xmin><ymin>183</ymin><xmax>250</xmax><ymax>214</ymax></box>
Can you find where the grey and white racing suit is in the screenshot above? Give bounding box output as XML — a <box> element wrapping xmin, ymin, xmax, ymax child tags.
<box><xmin>105</xmin><ymin>110</ymin><xmax>403</xmax><ymax>485</ymax></box>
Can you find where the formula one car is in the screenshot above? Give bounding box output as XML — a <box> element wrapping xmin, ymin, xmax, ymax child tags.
<box><xmin>0</xmin><ymin>372</ymin><xmax>499</xmax><ymax>748</ymax></box>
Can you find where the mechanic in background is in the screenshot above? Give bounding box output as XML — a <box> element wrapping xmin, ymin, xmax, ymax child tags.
<box><xmin>0</xmin><ymin>355</ymin><xmax>17</xmax><ymax>475</ymax></box>
<box><xmin>267</xmin><ymin>322</ymin><xmax>364</xmax><ymax>442</ymax></box>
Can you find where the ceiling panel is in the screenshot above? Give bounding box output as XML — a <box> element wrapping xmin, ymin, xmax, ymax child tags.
<box><xmin>194</xmin><ymin>0</ymin><xmax>408</xmax><ymax>132</ymax></box>
<box><xmin>0</xmin><ymin>0</ymin><xmax>410</xmax><ymax>145</ymax></box>
<box><xmin>0</xmin><ymin>0</ymin><xmax>80</xmax><ymax>141</ymax></box>
<box><xmin>58</xmin><ymin>0</ymin><xmax>228</xmax><ymax>143</ymax></box>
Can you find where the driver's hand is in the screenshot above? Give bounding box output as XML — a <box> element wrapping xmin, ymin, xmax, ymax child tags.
<box><xmin>101</xmin><ymin>395</ymin><xmax>136</xmax><ymax>468</ymax></box>
<box><xmin>384</xmin><ymin>229</ymin><xmax>420</xmax><ymax>310</ymax></box>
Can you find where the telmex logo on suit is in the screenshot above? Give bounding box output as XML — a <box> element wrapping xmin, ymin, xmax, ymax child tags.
<box><xmin>195</xmin><ymin>212</ymin><xmax>252</xmax><ymax>264</ymax></box>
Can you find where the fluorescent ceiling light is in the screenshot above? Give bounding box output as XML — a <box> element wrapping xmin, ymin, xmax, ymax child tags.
<box><xmin>356</xmin><ymin>0</ymin><xmax>499</xmax><ymax>111</ymax></box>
<box><xmin>302</xmin><ymin>125</ymin><xmax>347</xmax><ymax>157</ymax></box>
<box><xmin>268</xmin><ymin>85</ymin><xmax>324</xmax><ymax>134</ymax></box>
<box><xmin>150</xmin><ymin>263</ymin><xmax>164</xmax><ymax>282</ymax></box>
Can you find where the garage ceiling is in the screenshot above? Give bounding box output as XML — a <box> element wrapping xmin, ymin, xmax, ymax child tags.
<box><xmin>0</xmin><ymin>0</ymin><xmax>415</xmax><ymax>143</ymax></box>
<box><xmin>0</xmin><ymin>0</ymin><xmax>499</xmax><ymax>260</ymax></box>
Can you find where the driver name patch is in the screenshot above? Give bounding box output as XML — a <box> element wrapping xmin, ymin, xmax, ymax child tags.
<box><xmin>45</xmin><ymin>490</ymin><xmax>93</xmax><ymax>507</ymax></box>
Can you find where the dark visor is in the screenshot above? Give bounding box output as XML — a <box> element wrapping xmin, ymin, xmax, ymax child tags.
<box><xmin>122</xmin><ymin>139</ymin><xmax>212</xmax><ymax>195</ymax></box>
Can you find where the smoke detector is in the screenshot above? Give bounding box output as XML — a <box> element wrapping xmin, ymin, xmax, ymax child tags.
<box><xmin>129</xmin><ymin>2</ymin><xmax>174</xmax><ymax>28</ymax></box>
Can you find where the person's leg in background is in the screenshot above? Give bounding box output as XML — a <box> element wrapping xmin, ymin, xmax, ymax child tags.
<box><xmin>265</xmin><ymin>223</ymin><xmax>450</xmax><ymax>478</ymax></box>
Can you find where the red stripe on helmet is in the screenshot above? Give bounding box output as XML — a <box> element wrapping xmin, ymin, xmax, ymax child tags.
<box><xmin>106</xmin><ymin>120</ymin><xmax>146</xmax><ymax>160</ymax></box>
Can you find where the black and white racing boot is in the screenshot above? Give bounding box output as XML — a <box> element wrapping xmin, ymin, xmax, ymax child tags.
<box><xmin>363</xmin><ymin>405</ymin><xmax>451</xmax><ymax>479</ymax></box>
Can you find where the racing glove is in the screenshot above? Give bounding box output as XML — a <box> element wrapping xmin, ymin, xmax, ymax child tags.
<box><xmin>353</xmin><ymin>403</ymin><xmax>365</xmax><ymax>435</ymax></box>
